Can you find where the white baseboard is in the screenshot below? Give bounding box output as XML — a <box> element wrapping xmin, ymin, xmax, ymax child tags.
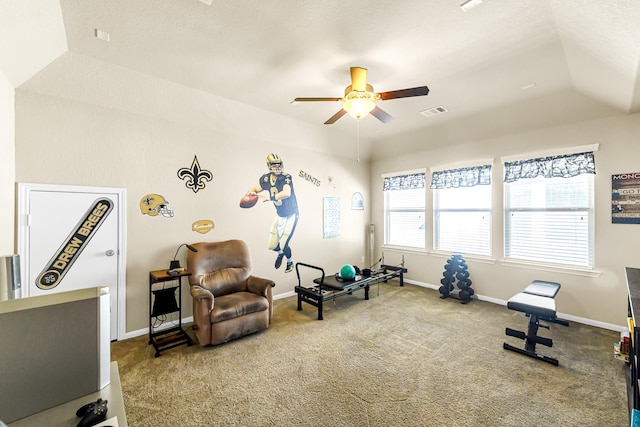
<box><xmin>119</xmin><ymin>280</ymin><xmax>624</xmax><ymax>341</ymax></box>
<box><xmin>274</xmin><ymin>290</ymin><xmax>296</xmax><ymax>300</ymax></box>
<box><xmin>405</xmin><ymin>278</ymin><xmax>626</xmax><ymax>332</ymax></box>
<box><xmin>121</xmin><ymin>316</ymin><xmax>194</xmax><ymax>341</ymax></box>
<box><xmin>122</xmin><ymin>291</ymin><xmax>297</xmax><ymax>341</ymax></box>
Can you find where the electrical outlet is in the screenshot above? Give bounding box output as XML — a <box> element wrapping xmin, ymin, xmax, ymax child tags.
<box><xmin>361</xmin><ymin>255</ymin><xmax>365</xmax><ymax>263</ymax></box>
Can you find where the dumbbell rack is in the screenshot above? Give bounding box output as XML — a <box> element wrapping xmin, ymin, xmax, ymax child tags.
<box><xmin>438</xmin><ymin>253</ymin><xmax>474</xmax><ymax>304</ymax></box>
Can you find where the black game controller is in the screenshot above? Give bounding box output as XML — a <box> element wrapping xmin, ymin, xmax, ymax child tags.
<box><xmin>75</xmin><ymin>398</ymin><xmax>108</xmax><ymax>427</ymax></box>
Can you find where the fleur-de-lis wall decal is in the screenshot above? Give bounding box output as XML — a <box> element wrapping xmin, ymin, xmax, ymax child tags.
<box><xmin>177</xmin><ymin>155</ymin><xmax>213</xmax><ymax>193</ymax></box>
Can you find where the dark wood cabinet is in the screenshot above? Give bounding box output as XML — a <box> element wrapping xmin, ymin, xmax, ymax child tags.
<box><xmin>625</xmin><ymin>267</ymin><xmax>640</xmax><ymax>416</ymax></box>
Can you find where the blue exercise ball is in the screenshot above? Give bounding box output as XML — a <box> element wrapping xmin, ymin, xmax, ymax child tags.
<box><xmin>340</xmin><ymin>264</ymin><xmax>356</xmax><ymax>279</ymax></box>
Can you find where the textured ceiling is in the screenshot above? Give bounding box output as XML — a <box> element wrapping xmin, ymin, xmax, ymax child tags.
<box><xmin>3</xmin><ymin>0</ymin><xmax>640</xmax><ymax>159</ymax></box>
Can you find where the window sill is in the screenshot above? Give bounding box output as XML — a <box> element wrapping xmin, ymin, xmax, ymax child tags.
<box><xmin>429</xmin><ymin>251</ymin><xmax>496</xmax><ymax>264</ymax></box>
<box><xmin>500</xmin><ymin>259</ymin><xmax>602</xmax><ymax>278</ymax></box>
<box><xmin>381</xmin><ymin>245</ymin><xmax>427</xmax><ymax>255</ymax></box>
<box><xmin>379</xmin><ymin>249</ymin><xmax>601</xmax><ymax>277</ymax></box>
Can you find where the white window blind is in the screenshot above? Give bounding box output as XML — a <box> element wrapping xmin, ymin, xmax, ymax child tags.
<box><xmin>504</xmin><ymin>173</ymin><xmax>594</xmax><ymax>267</ymax></box>
<box><xmin>383</xmin><ymin>172</ymin><xmax>425</xmax><ymax>249</ymax></box>
<box><xmin>430</xmin><ymin>164</ymin><xmax>492</xmax><ymax>256</ymax></box>
<box><xmin>434</xmin><ymin>185</ymin><xmax>491</xmax><ymax>256</ymax></box>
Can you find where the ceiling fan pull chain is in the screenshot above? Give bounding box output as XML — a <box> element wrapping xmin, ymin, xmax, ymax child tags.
<box><xmin>357</xmin><ymin>119</ymin><xmax>360</xmax><ymax>162</ymax></box>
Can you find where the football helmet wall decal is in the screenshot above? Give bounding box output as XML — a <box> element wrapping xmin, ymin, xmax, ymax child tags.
<box><xmin>140</xmin><ymin>193</ymin><xmax>174</xmax><ymax>217</ymax></box>
<box><xmin>266</xmin><ymin>153</ymin><xmax>283</xmax><ymax>175</ymax></box>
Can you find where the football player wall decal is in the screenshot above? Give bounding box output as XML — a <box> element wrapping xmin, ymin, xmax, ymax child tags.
<box><xmin>245</xmin><ymin>153</ymin><xmax>299</xmax><ymax>273</ymax></box>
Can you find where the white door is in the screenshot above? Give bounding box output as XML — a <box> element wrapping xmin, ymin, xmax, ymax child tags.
<box><xmin>18</xmin><ymin>183</ymin><xmax>126</xmax><ymax>341</ymax></box>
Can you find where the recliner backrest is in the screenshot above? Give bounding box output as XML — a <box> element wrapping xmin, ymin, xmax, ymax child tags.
<box><xmin>187</xmin><ymin>240</ymin><xmax>252</xmax><ymax>297</ymax></box>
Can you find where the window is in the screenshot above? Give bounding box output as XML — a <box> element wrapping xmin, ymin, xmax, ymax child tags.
<box><xmin>431</xmin><ymin>165</ymin><xmax>492</xmax><ymax>256</ymax></box>
<box><xmin>504</xmin><ymin>151</ymin><xmax>595</xmax><ymax>268</ymax></box>
<box><xmin>383</xmin><ymin>172</ymin><xmax>425</xmax><ymax>249</ymax></box>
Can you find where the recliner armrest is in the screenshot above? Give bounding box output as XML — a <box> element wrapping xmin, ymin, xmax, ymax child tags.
<box><xmin>247</xmin><ymin>275</ymin><xmax>275</xmax><ymax>297</ymax></box>
<box><xmin>190</xmin><ymin>284</ymin><xmax>214</xmax><ymax>308</ymax></box>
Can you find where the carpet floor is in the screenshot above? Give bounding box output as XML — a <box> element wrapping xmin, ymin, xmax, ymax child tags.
<box><xmin>112</xmin><ymin>282</ymin><xmax>628</xmax><ymax>426</ymax></box>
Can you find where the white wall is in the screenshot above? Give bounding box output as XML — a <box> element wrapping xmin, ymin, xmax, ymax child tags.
<box><xmin>371</xmin><ymin>113</ymin><xmax>640</xmax><ymax>328</ymax></box>
<box><xmin>0</xmin><ymin>70</ymin><xmax>15</xmax><ymax>256</ymax></box>
<box><xmin>15</xmin><ymin>90</ymin><xmax>371</xmax><ymax>333</ymax></box>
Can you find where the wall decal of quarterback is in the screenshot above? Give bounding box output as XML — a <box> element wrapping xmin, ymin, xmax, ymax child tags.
<box><xmin>244</xmin><ymin>153</ymin><xmax>299</xmax><ymax>273</ymax></box>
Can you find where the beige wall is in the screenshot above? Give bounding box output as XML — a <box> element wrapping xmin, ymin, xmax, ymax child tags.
<box><xmin>10</xmin><ymin>70</ymin><xmax>639</xmax><ymax>333</ymax></box>
<box><xmin>14</xmin><ymin>90</ymin><xmax>371</xmax><ymax>335</ymax></box>
<box><xmin>371</xmin><ymin>113</ymin><xmax>640</xmax><ymax>328</ymax></box>
<box><xmin>0</xmin><ymin>70</ymin><xmax>15</xmax><ymax>256</ymax></box>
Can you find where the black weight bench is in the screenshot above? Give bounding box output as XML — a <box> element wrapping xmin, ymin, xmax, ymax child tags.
<box><xmin>503</xmin><ymin>280</ymin><xmax>569</xmax><ymax>366</ymax></box>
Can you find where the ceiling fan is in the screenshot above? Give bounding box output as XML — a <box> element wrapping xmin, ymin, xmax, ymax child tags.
<box><xmin>293</xmin><ymin>67</ymin><xmax>430</xmax><ymax>125</ymax></box>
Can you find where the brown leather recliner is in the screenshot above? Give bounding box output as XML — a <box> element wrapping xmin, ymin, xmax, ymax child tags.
<box><xmin>187</xmin><ymin>239</ymin><xmax>275</xmax><ymax>346</ymax></box>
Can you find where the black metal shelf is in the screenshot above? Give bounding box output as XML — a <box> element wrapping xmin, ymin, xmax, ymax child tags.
<box><xmin>148</xmin><ymin>269</ymin><xmax>193</xmax><ymax>357</ymax></box>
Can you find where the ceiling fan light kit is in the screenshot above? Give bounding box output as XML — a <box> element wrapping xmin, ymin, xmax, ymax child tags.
<box><xmin>343</xmin><ymin>88</ymin><xmax>379</xmax><ymax>119</ymax></box>
<box><xmin>294</xmin><ymin>67</ymin><xmax>430</xmax><ymax>125</ymax></box>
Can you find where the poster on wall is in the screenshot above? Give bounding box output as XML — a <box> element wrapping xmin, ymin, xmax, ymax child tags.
<box><xmin>612</xmin><ymin>172</ymin><xmax>640</xmax><ymax>224</ymax></box>
<box><xmin>351</xmin><ymin>192</ymin><xmax>364</xmax><ymax>210</ymax></box>
<box><xmin>323</xmin><ymin>197</ymin><xmax>340</xmax><ymax>238</ymax></box>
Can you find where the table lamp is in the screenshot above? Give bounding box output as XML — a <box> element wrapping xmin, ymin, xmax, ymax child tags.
<box><xmin>170</xmin><ymin>243</ymin><xmax>198</xmax><ymax>270</ymax></box>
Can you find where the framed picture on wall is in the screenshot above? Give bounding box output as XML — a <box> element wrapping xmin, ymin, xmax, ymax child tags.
<box><xmin>323</xmin><ymin>197</ymin><xmax>340</xmax><ymax>238</ymax></box>
<box><xmin>351</xmin><ymin>192</ymin><xmax>364</xmax><ymax>210</ymax></box>
<box><xmin>612</xmin><ymin>172</ymin><xmax>640</xmax><ymax>224</ymax></box>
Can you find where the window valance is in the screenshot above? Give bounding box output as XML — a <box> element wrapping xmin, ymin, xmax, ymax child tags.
<box><xmin>429</xmin><ymin>165</ymin><xmax>492</xmax><ymax>189</ymax></box>
<box><xmin>503</xmin><ymin>151</ymin><xmax>595</xmax><ymax>183</ymax></box>
<box><xmin>383</xmin><ymin>172</ymin><xmax>425</xmax><ymax>191</ymax></box>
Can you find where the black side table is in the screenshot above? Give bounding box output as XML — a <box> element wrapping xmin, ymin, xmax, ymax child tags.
<box><xmin>148</xmin><ymin>269</ymin><xmax>193</xmax><ymax>357</ymax></box>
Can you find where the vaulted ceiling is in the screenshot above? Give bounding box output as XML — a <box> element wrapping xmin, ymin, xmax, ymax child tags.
<box><xmin>2</xmin><ymin>0</ymin><xmax>639</xmax><ymax>159</ymax></box>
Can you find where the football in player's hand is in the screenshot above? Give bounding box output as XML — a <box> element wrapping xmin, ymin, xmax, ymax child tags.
<box><xmin>239</xmin><ymin>193</ymin><xmax>259</xmax><ymax>208</ymax></box>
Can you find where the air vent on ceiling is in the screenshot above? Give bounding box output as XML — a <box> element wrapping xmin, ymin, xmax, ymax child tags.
<box><xmin>460</xmin><ymin>0</ymin><xmax>482</xmax><ymax>12</ymax></box>
<box><xmin>420</xmin><ymin>106</ymin><xmax>448</xmax><ymax>117</ymax></box>
<box><xmin>94</xmin><ymin>29</ymin><xmax>110</xmax><ymax>42</ymax></box>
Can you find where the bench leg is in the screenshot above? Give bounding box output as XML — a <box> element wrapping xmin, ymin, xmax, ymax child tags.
<box><xmin>503</xmin><ymin>342</ymin><xmax>559</xmax><ymax>366</ymax></box>
<box><xmin>524</xmin><ymin>315</ymin><xmax>552</xmax><ymax>351</ymax></box>
<box><xmin>504</xmin><ymin>314</ymin><xmax>558</xmax><ymax>366</ymax></box>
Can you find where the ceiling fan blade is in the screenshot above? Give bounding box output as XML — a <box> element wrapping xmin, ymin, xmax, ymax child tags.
<box><xmin>294</xmin><ymin>97</ymin><xmax>342</xmax><ymax>102</ymax></box>
<box><xmin>350</xmin><ymin>67</ymin><xmax>368</xmax><ymax>92</ymax></box>
<box><xmin>379</xmin><ymin>86</ymin><xmax>430</xmax><ymax>100</ymax></box>
<box><xmin>324</xmin><ymin>109</ymin><xmax>347</xmax><ymax>125</ymax></box>
<box><xmin>370</xmin><ymin>106</ymin><xmax>394</xmax><ymax>124</ymax></box>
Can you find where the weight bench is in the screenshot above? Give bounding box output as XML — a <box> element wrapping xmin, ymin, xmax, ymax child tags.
<box><xmin>503</xmin><ymin>280</ymin><xmax>569</xmax><ymax>366</ymax></box>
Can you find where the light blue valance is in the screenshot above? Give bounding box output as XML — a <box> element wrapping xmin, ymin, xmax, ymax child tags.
<box><xmin>383</xmin><ymin>172</ymin><xmax>425</xmax><ymax>191</ymax></box>
<box><xmin>504</xmin><ymin>151</ymin><xmax>595</xmax><ymax>183</ymax></box>
<box><xmin>429</xmin><ymin>165</ymin><xmax>492</xmax><ymax>189</ymax></box>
